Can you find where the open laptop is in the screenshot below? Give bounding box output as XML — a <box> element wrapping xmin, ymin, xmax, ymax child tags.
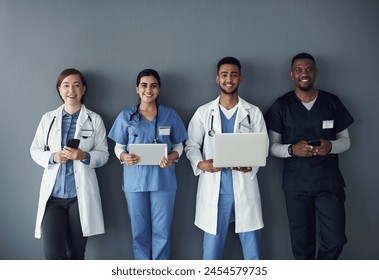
<box><xmin>213</xmin><ymin>133</ymin><xmax>267</xmax><ymax>168</ymax></box>
<box><xmin>129</xmin><ymin>143</ymin><xmax>167</xmax><ymax>165</ymax></box>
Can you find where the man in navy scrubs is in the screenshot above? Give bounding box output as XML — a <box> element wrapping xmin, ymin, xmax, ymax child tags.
<box><xmin>265</xmin><ymin>52</ymin><xmax>354</xmax><ymax>259</ymax></box>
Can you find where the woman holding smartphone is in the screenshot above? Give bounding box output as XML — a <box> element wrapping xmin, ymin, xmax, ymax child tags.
<box><xmin>30</xmin><ymin>68</ymin><xmax>109</xmax><ymax>259</ymax></box>
<box><xmin>108</xmin><ymin>69</ymin><xmax>187</xmax><ymax>260</ymax></box>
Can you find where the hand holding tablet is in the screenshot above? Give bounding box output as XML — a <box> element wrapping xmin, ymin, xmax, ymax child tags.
<box><xmin>128</xmin><ymin>144</ymin><xmax>168</xmax><ymax>165</ymax></box>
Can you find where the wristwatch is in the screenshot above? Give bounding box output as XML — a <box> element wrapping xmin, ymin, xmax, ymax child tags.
<box><xmin>288</xmin><ymin>144</ymin><xmax>294</xmax><ymax>156</ymax></box>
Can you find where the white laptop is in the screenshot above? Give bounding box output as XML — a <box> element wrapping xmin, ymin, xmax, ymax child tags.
<box><xmin>129</xmin><ymin>144</ymin><xmax>167</xmax><ymax>165</ymax></box>
<box><xmin>213</xmin><ymin>133</ymin><xmax>267</xmax><ymax>168</ymax></box>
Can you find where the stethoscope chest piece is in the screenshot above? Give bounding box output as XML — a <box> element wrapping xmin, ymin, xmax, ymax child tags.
<box><xmin>208</xmin><ymin>112</ymin><xmax>216</xmax><ymax>137</ymax></box>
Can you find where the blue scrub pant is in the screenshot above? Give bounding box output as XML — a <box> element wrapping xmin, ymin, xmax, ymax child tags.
<box><xmin>284</xmin><ymin>189</ymin><xmax>347</xmax><ymax>260</ymax></box>
<box><xmin>125</xmin><ymin>190</ymin><xmax>176</xmax><ymax>260</ymax></box>
<box><xmin>203</xmin><ymin>194</ymin><xmax>261</xmax><ymax>260</ymax></box>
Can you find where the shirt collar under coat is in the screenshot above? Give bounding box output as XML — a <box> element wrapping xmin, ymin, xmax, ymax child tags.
<box><xmin>54</xmin><ymin>104</ymin><xmax>92</xmax><ymax>139</ymax></box>
<box><xmin>209</xmin><ymin>96</ymin><xmax>251</xmax><ymax>132</ymax></box>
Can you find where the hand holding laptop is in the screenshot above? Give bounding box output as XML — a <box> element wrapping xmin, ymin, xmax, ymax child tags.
<box><xmin>197</xmin><ymin>159</ymin><xmax>252</xmax><ymax>173</ymax></box>
<box><xmin>197</xmin><ymin>159</ymin><xmax>223</xmax><ymax>173</ymax></box>
<box><xmin>230</xmin><ymin>166</ymin><xmax>252</xmax><ymax>172</ymax></box>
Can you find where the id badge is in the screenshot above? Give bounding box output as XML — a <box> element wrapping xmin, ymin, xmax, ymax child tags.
<box><xmin>159</xmin><ymin>126</ymin><xmax>171</xmax><ymax>136</ymax></box>
<box><xmin>81</xmin><ymin>129</ymin><xmax>93</xmax><ymax>138</ymax></box>
<box><xmin>322</xmin><ymin>120</ymin><xmax>334</xmax><ymax>129</ymax></box>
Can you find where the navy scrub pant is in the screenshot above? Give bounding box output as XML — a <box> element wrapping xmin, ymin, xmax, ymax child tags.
<box><xmin>284</xmin><ymin>188</ymin><xmax>347</xmax><ymax>260</ymax></box>
<box><xmin>41</xmin><ymin>196</ymin><xmax>87</xmax><ymax>260</ymax></box>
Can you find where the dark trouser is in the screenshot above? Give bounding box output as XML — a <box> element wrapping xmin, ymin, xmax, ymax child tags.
<box><xmin>284</xmin><ymin>189</ymin><xmax>347</xmax><ymax>260</ymax></box>
<box><xmin>41</xmin><ymin>196</ymin><xmax>87</xmax><ymax>260</ymax></box>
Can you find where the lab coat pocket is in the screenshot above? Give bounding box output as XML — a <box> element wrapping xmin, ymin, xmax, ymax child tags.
<box><xmin>79</xmin><ymin>135</ymin><xmax>95</xmax><ymax>152</ymax></box>
<box><xmin>238</xmin><ymin>123</ymin><xmax>251</xmax><ymax>133</ymax></box>
<box><xmin>76</xmin><ymin>167</ymin><xmax>100</xmax><ymax>195</ymax></box>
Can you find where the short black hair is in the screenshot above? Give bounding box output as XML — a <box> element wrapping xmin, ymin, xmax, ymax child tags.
<box><xmin>291</xmin><ymin>52</ymin><xmax>316</xmax><ymax>67</ymax></box>
<box><xmin>217</xmin><ymin>56</ymin><xmax>241</xmax><ymax>73</ymax></box>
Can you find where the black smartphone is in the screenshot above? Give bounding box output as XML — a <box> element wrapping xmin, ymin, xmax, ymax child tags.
<box><xmin>308</xmin><ymin>140</ymin><xmax>321</xmax><ymax>146</ymax></box>
<box><xmin>66</xmin><ymin>138</ymin><xmax>80</xmax><ymax>149</ymax></box>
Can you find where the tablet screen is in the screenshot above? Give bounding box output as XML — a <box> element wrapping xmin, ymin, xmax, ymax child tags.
<box><xmin>129</xmin><ymin>144</ymin><xmax>167</xmax><ymax>165</ymax></box>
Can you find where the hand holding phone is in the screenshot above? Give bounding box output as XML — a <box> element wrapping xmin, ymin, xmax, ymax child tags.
<box><xmin>66</xmin><ymin>138</ymin><xmax>80</xmax><ymax>149</ymax></box>
<box><xmin>308</xmin><ymin>140</ymin><xmax>321</xmax><ymax>147</ymax></box>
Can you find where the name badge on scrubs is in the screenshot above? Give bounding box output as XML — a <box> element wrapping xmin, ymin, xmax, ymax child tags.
<box><xmin>159</xmin><ymin>126</ymin><xmax>171</xmax><ymax>136</ymax></box>
<box><xmin>323</xmin><ymin>120</ymin><xmax>334</xmax><ymax>129</ymax></box>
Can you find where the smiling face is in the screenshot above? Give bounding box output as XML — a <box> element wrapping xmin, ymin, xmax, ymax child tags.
<box><xmin>58</xmin><ymin>74</ymin><xmax>86</xmax><ymax>106</ymax></box>
<box><xmin>216</xmin><ymin>64</ymin><xmax>242</xmax><ymax>95</ymax></box>
<box><xmin>290</xmin><ymin>58</ymin><xmax>318</xmax><ymax>92</ymax></box>
<box><xmin>136</xmin><ymin>75</ymin><xmax>160</xmax><ymax>105</ymax></box>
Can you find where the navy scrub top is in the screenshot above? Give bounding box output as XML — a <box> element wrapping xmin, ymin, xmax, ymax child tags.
<box><xmin>265</xmin><ymin>90</ymin><xmax>354</xmax><ymax>192</ymax></box>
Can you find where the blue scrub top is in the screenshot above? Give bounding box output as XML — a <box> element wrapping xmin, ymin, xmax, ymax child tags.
<box><xmin>108</xmin><ymin>104</ymin><xmax>187</xmax><ymax>192</ymax></box>
<box><xmin>219</xmin><ymin>108</ymin><xmax>237</xmax><ymax>194</ymax></box>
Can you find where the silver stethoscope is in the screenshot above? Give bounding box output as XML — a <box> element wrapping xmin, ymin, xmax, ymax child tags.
<box><xmin>129</xmin><ymin>102</ymin><xmax>159</xmax><ymax>144</ymax></box>
<box><xmin>43</xmin><ymin>115</ymin><xmax>93</xmax><ymax>151</ymax></box>
<box><xmin>208</xmin><ymin>109</ymin><xmax>251</xmax><ymax>137</ymax></box>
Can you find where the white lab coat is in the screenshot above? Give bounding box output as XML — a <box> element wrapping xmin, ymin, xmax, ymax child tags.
<box><xmin>185</xmin><ymin>96</ymin><xmax>268</xmax><ymax>235</ymax></box>
<box><xmin>30</xmin><ymin>104</ymin><xmax>109</xmax><ymax>238</ymax></box>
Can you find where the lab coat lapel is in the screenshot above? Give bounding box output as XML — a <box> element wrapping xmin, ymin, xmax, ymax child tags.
<box><xmin>235</xmin><ymin>99</ymin><xmax>250</xmax><ymax>132</ymax></box>
<box><xmin>75</xmin><ymin>104</ymin><xmax>89</xmax><ymax>139</ymax></box>
<box><xmin>50</xmin><ymin>105</ymin><xmax>64</xmax><ymax>150</ymax></box>
<box><xmin>210</xmin><ymin>97</ymin><xmax>222</xmax><ymax>134</ymax></box>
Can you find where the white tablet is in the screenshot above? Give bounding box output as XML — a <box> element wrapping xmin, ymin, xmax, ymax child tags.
<box><xmin>129</xmin><ymin>144</ymin><xmax>167</xmax><ymax>165</ymax></box>
<box><xmin>213</xmin><ymin>133</ymin><xmax>267</xmax><ymax>168</ymax></box>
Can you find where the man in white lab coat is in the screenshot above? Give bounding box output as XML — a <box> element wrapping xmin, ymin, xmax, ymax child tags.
<box><xmin>185</xmin><ymin>57</ymin><xmax>268</xmax><ymax>259</ymax></box>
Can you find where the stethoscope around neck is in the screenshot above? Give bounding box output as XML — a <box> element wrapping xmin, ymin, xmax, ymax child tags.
<box><xmin>44</xmin><ymin>116</ymin><xmax>56</xmax><ymax>151</ymax></box>
<box><xmin>208</xmin><ymin>109</ymin><xmax>251</xmax><ymax>137</ymax></box>
<box><xmin>129</xmin><ymin>102</ymin><xmax>159</xmax><ymax>143</ymax></box>
<box><xmin>43</xmin><ymin>114</ymin><xmax>93</xmax><ymax>151</ymax></box>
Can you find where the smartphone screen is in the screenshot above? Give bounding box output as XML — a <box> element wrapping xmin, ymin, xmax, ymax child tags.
<box><xmin>66</xmin><ymin>138</ymin><xmax>80</xmax><ymax>149</ymax></box>
<box><xmin>308</xmin><ymin>140</ymin><xmax>321</xmax><ymax>146</ymax></box>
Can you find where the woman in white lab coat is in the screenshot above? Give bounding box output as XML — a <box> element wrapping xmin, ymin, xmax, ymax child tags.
<box><xmin>30</xmin><ymin>68</ymin><xmax>109</xmax><ymax>259</ymax></box>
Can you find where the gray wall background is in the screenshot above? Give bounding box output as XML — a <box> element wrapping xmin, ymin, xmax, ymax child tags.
<box><xmin>1</xmin><ymin>0</ymin><xmax>378</xmax><ymax>260</ymax></box>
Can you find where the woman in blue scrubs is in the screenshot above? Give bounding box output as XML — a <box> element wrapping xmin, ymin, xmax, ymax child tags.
<box><xmin>108</xmin><ymin>69</ymin><xmax>187</xmax><ymax>260</ymax></box>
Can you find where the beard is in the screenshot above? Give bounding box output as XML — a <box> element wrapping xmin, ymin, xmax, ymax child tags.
<box><xmin>298</xmin><ymin>84</ymin><xmax>313</xmax><ymax>91</ymax></box>
<box><xmin>219</xmin><ymin>84</ymin><xmax>239</xmax><ymax>95</ymax></box>
<box><xmin>297</xmin><ymin>79</ymin><xmax>314</xmax><ymax>92</ymax></box>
